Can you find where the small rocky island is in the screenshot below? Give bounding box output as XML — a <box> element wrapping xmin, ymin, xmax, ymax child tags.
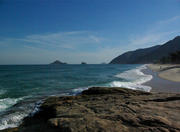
<box><xmin>50</xmin><ymin>60</ymin><xmax>67</xmax><ymax>65</ymax></box>
<box><xmin>81</xmin><ymin>62</ymin><xmax>87</xmax><ymax>64</ymax></box>
<box><xmin>3</xmin><ymin>87</ymin><xmax>180</xmax><ymax>132</ymax></box>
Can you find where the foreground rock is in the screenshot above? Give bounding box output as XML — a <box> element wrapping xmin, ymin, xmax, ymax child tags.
<box><xmin>2</xmin><ymin>87</ymin><xmax>180</xmax><ymax>132</ymax></box>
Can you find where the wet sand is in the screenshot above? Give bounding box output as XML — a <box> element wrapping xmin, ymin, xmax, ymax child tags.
<box><xmin>148</xmin><ymin>64</ymin><xmax>180</xmax><ymax>82</ymax></box>
<box><xmin>143</xmin><ymin>67</ymin><xmax>180</xmax><ymax>93</ymax></box>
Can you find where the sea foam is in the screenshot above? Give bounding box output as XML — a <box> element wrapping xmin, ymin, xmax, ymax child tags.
<box><xmin>72</xmin><ymin>65</ymin><xmax>152</xmax><ymax>94</ymax></box>
<box><xmin>0</xmin><ymin>98</ymin><xmax>23</xmax><ymax>112</ymax></box>
<box><xmin>0</xmin><ymin>112</ymin><xmax>27</xmax><ymax>130</ymax></box>
<box><xmin>0</xmin><ymin>96</ymin><xmax>33</xmax><ymax>130</ymax></box>
<box><xmin>109</xmin><ymin>65</ymin><xmax>152</xmax><ymax>92</ymax></box>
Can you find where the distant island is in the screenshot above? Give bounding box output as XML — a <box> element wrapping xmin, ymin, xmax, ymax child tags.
<box><xmin>50</xmin><ymin>60</ymin><xmax>67</xmax><ymax>65</ymax></box>
<box><xmin>81</xmin><ymin>62</ymin><xmax>87</xmax><ymax>64</ymax></box>
<box><xmin>110</xmin><ymin>36</ymin><xmax>180</xmax><ymax>64</ymax></box>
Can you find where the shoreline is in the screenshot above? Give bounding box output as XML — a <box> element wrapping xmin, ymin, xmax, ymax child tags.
<box><xmin>148</xmin><ymin>64</ymin><xmax>180</xmax><ymax>82</ymax></box>
<box><xmin>0</xmin><ymin>64</ymin><xmax>180</xmax><ymax>131</ymax></box>
<box><xmin>1</xmin><ymin>87</ymin><xmax>180</xmax><ymax>132</ymax></box>
<box><xmin>143</xmin><ymin>64</ymin><xmax>180</xmax><ymax>93</ymax></box>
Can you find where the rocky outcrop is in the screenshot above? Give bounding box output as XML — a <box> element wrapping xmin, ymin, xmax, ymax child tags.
<box><xmin>81</xmin><ymin>62</ymin><xmax>87</xmax><ymax>64</ymax></box>
<box><xmin>1</xmin><ymin>87</ymin><xmax>180</xmax><ymax>132</ymax></box>
<box><xmin>50</xmin><ymin>60</ymin><xmax>67</xmax><ymax>65</ymax></box>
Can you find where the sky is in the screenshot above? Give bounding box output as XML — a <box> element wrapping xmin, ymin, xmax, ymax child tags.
<box><xmin>0</xmin><ymin>0</ymin><xmax>180</xmax><ymax>64</ymax></box>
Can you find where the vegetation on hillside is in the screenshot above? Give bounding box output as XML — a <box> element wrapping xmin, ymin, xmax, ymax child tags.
<box><xmin>110</xmin><ymin>36</ymin><xmax>180</xmax><ymax>64</ymax></box>
<box><xmin>159</xmin><ymin>51</ymin><xmax>180</xmax><ymax>64</ymax></box>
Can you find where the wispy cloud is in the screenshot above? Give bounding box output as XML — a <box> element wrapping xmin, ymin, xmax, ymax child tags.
<box><xmin>129</xmin><ymin>31</ymin><xmax>177</xmax><ymax>46</ymax></box>
<box><xmin>157</xmin><ymin>15</ymin><xmax>180</xmax><ymax>25</ymax></box>
<box><xmin>89</xmin><ymin>35</ymin><xmax>102</xmax><ymax>43</ymax></box>
<box><xmin>128</xmin><ymin>15</ymin><xmax>180</xmax><ymax>48</ymax></box>
<box><xmin>0</xmin><ymin>31</ymin><xmax>110</xmax><ymax>64</ymax></box>
<box><xmin>0</xmin><ymin>31</ymin><xmax>104</xmax><ymax>49</ymax></box>
<box><xmin>13</xmin><ymin>31</ymin><xmax>103</xmax><ymax>50</ymax></box>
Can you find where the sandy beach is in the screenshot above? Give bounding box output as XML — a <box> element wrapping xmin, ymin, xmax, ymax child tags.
<box><xmin>143</xmin><ymin>64</ymin><xmax>180</xmax><ymax>93</ymax></box>
<box><xmin>148</xmin><ymin>64</ymin><xmax>180</xmax><ymax>82</ymax></box>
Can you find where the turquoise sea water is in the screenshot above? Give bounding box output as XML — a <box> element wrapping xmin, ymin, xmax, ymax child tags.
<box><xmin>0</xmin><ymin>64</ymin><xmax>152</xmax><ymax>130</ymax></box>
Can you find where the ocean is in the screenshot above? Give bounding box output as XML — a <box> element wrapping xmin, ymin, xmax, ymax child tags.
<box><xmin>0</xmin><ymin>64</ymin><xmax>152</xmax><ymax>130</ymax></box>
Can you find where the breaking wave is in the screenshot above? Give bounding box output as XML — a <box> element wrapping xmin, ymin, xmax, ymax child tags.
<box><xmin>108</xmin><ymin>65</ymin><xmax>152</xmax><ymax>92</ymax></box>
<box><xmin>0</xmin><ymin>98</ymin><xmax>23</xmax><ymax>112</ymax></box>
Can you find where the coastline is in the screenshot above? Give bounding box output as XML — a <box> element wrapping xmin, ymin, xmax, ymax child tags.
<box><xmin>148</xmin><ymin>64</ymin><xmax>180</xmax><ymax>82</ymax></box>
<box><xmin>143</xmin><ymin>64</ymin><xmax>180</xmax><ymax>93</ymax></box>
<box><xmin>0</xmin><ymin>64</ymin><xmax>154</xmax><ymax>131</ymax></box>
<box><xmin>1</xmin><ymin>87</ymin><xmax>180</xmax><ymax>132</ymax></box>
<box><xmin>1</xmin><ymin>64</ymin><xmax>180</xmax><ymax>131</ymax></box>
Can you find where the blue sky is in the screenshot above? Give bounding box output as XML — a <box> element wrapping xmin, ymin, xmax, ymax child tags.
<box><xmin>0</xmin><ymin>0</ymin><xmax>180</xmax><ymax>64</ymax></box>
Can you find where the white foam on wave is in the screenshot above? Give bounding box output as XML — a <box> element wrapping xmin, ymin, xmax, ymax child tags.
<box><xmin>71</xmin><ymin>65</ymin><xmax>152</xmax><ymax>94</ymax></box>
<box><xmin>109</xmin><ymin>65</ymin><xmax>152</xmax><ymax>92</ymax></box>
<box><xmin>72</xmin><ymin>87</ymin><xmax>90</xmax><ymax>95</ymax></box>
<box><xmin>0</xmin><ymin>112</ymin><xmax>27</xmax><ymax>130</ymax></box>
<box><xmin>0</xmin><ymin>98</ymin><xmax>23</xmax><ymax>112</ymax></box>
<box><xmin>29</xmin><ymin>100</ymin><xmax>43</xmax><ymax>117</ymax></box>
<box><xmin>0</xmin><ymin>96</ymin><xmax>38</xmax><ymax>130</ymax></box>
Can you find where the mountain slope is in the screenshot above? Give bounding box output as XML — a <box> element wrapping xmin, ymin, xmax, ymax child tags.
<box><xmin>110</xmin><ymin>36</ymin><xmax>180</xmax><ymax>64</ymax></box>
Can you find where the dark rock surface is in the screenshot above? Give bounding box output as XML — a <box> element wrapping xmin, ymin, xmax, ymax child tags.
<box><xmin>1</xmin><ymin>87</ymin><xmax>180</xmax><ymax>132</ymax></box>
